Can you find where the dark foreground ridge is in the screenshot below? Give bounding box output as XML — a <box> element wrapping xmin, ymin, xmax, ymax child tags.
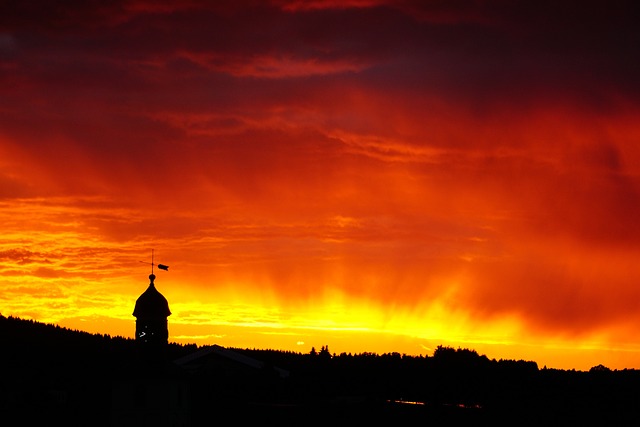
<box><xmin>2</xmin><ymin>314</ymin><xmax>640</xmax><ymax>426</ymax></box>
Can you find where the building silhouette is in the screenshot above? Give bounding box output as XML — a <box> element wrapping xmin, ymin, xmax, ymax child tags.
<box><xmin>133</xmin><ymin>273</ymin><xmax>171</xmax><ymax>343</ymax></box>
<box><xmin>111</xmin><ymin>272</ymin><xmax>189</xmax><ymax>427</ymax></box>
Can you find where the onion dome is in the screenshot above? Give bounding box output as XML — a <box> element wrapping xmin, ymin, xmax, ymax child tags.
<box><xmin>133</xmin><ymin>274</ymin><xmax>171</xmax><ymax>319</ymax></box>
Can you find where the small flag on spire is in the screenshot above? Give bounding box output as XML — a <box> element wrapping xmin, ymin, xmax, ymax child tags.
<box><xmin>140</xmin><ymin>250</ymin><xmax>170</xmax><ymax>273</ymax></box>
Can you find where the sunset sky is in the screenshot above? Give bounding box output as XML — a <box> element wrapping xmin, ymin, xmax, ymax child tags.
<box><xmin>2</xmin><ymin>0</ymin><xmax>640</xmax><ymax>370</ymax></box>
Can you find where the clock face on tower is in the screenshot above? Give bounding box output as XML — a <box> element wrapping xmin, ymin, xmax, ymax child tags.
<box><xmin>135</xmin><ymin>321</ymin><xmax>168</xmax><ymax>344</ymax></box>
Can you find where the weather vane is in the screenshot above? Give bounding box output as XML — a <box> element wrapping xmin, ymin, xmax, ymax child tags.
<box><xmin>140</xmin><ymin>249</ymin><xmax>169</xmax><ymax>274</ymax></box>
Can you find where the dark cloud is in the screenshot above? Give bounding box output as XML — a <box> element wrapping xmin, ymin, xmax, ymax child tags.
<box><xmin>0</xmin><ymin>249</ymin><xmax>43</xmax><ymax>264</ymax></box>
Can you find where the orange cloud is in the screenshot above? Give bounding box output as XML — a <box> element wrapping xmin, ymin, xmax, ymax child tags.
<box><xmin>1</xmin><ymin>0</ymin><xmax>639</xmax><ymax>370</ymax></box>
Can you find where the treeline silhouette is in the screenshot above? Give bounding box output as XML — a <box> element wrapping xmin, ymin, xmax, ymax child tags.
<box><xmin>233</xmin><ymin>345</ymin><xmax>640</xmax><ymax>423</ymax></box>
<box><xmin>2</xmin><ymin>314</ymin><xmax>640</xmax><ymax>425</ymax></box>
<box><xmin>0</xmin><ymin>314</ymin><xmax>195</xmax><ymax>425</ymax></box>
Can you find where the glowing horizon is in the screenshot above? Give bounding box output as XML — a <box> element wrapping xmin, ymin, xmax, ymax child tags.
<box><xmin>2</xmin><ymin>0</ymin><xmax>640</xmax><ymax>371</ymax></box>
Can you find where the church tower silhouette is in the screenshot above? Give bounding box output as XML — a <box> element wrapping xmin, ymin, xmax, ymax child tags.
<box><xmin>133</xmin><ymin>272</ymin><xmax>171</xmax><ymax>360</ymax></box>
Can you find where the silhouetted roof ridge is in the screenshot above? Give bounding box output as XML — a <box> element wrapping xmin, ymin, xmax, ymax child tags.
<box><xmin>174</xmin><ymin>344</ymin><xmax>290</xmax><ymax>378</ymax></box>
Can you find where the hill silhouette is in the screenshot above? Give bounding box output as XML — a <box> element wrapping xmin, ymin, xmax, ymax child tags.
<box><xmin>2</xmin><ymin>314</ymin><xmax>640</xmax><ymax>425</ymax></box>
